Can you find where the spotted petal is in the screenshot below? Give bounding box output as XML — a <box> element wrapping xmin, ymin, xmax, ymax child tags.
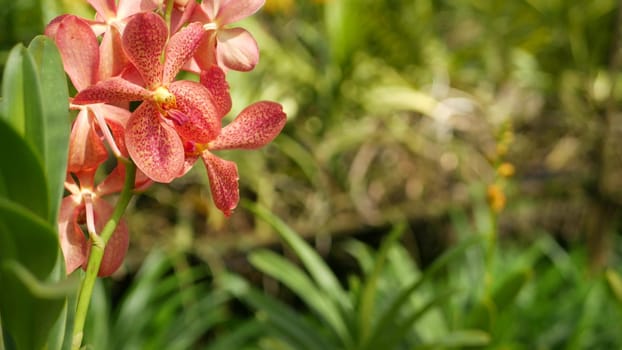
<box><xmin>73</xmin><ymin>77</ymin><xmax>151</xmax><ymax>105</ymax></box>
<box><xmin>163</xmin><ymin>22</ymin><xmax>205</xmax><ymax>84</ymax></box>
<box><xmin>210</xmin><ymin>101</ymin><xmax>286</xmax><ymax>150</ymax></box>
<box><xmin>200</xmin><ymin>65</ymin><xmax>232</xmax><ymax>118</ymax></box>
<box><xmin>170</xmin><ymin>80</ymin><xmax>221</xmax><ymax>142</ymax></box>
<box><xmin>217</xmin><ymin>27</ymin><xmax>259</xmax><ymax>71</ymax></box>
<box><xmin>122</xmin><ymin>12</ymin><xmax>167</xmax><ymax>89</ymax></box>
<box><xmin>202</xmin><ymin>152</ymin><xmax>239</xmax><ymax>216</ymax></box>
<box><xmin>126</xmin><ymin>102</ymin><xmax>184</xmax><ymax>183</ymax></box>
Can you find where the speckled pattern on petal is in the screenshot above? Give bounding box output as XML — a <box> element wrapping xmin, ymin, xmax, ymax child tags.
<box><xmin>170</xmin><ymin>80</ymin><xmax>221</xmax><ymax>141</ymax></box>
<box><xmin>73</xmin><ymin>77</ymin><xmax>151</xmax><ymax>104</ymax></box>
<box><xmin>200</xmin><ymin>65</ymin><xmax>232</xmax><ymax>118</ymax></box>
<box><xmin>163</xmin><ymin>22</ymin><xmax>206</xmax><ymax>84</ymax></box>
<box><xmin>210</xmin><ymin>101</ymin><xmax>286</xmax><ymax>150</ymax></box>
<box><xmin>122</xmin><ymin>12</ymin><xmax>167</xmax><ymax>88</ymax></box>
<box><xmin>126</xmin><ymin>102</ymin><xmax>185</xmax><ymax>183</ymax></box>
<box><xmin>202</xmin><ymin>151</ymin><xmax>239</xmax><ymax>216</ymax></box>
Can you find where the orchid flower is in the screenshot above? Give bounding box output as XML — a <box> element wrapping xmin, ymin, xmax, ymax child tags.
<box><xmin>59</xmin><ymin>170</ymin><xmax>129</xmax><ymax>277</ymax></box>
<box><xmin>73</xmin><ymin>12</ymin><xmax>227</xmax><ymax>183</ymax></box>
<box><xmin>185</xmin><ymin>100</ymin><xmax>287</xmax><ymax>216</ymax></box>
<box><xmin>189</xmin><ymin>0</ymin><xmax>265</xmax><ymax>72</ymax></box>
<box><xmin>88</xmin><ymin>0</ymin><xmax>159</xmax><ymax>77</ymax></box>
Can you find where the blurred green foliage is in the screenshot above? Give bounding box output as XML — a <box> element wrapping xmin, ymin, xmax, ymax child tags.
<box><xmin>3</xmin><ymin>0</ymin><xmax>622</xmax><ymax>348</ymax></box>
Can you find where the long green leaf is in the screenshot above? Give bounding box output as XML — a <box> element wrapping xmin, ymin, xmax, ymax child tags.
<box><xmin>1</xmin><ymin>43</ymin><xmax>45</xmax><ymax>156</ymax></box>
<box><xmin>27</xmin><ymin>35</ymin><xmax>70</xmax><ymax>223</ymax></box>
<box><xmin>0</xmin><ymin>198</ymin><xmax>65</xmax><ymax>350</ymax></box>
<box><xmin>365</xmin><ymin>235</ymin><xmax>480</xmax><ymax>348</ymax></box>
<box><xmin>357</xmin><ymin>222</ymin><xmax>405</xmax><ymax>346</ymax></box>
<box><xmin>245</xmin><ymin>203</ymin><xmax>350</xmax><ymax>308</ymax></box>
<box><xmin>222</xmin><ymin>273</ymin><xmax>337</xmax><ymax>350</ymax></box>
<box><xmin>0</xmin><ymin>117</ymin><xmax>48</xmax><ymax>219</ymax></box>
<box><xmin>250</xmin><ymin>250</ymin><xmax>349</xmax><ymax>344</ymax></box>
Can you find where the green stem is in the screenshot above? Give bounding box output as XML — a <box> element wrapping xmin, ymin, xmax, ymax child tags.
<box><xmin>71</xmin><ymin>161</ymin><xmax>136</xmax><ymax>350</ymax></box>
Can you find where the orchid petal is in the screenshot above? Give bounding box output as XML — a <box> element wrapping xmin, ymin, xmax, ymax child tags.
<box><xmin>64</xmin><ymin>174</ymin><xmax>81</xmax><ymax>195</ymax></box>
<box><xmin>87</xmin><ymin>0</ymin><xmax>117</xmax><ymax>21</ymax></box>
<box><xmin>196</xmin><ymin>1</ymin><xmax>217</xmax><ymax>22</ymax></box>
<box><xmin>126</xmin><ymin>102</ymin><xmax>184</xmax><ymax>183</ymax></box>
<box><xmin>91</xmin><ymin>104</ymin><xmax>129</xmax><ymax>157</ymax></box>
<box><xmin>122</xmin><ymin>12</ymin><xmax>167</xmax><ymax>88</ymax></box>
<box><xmin>200</xmin><ymin>65</ymin><xmax>232</xmax><ymax>118</ymax></box>
<box><xmin>218</xmin><ymin>0</ymin><xmax>265</xmax><ymax>25</ymax></box>
<box><xmin>58</xmin><ymin>195</ymin><xmax>88</xmax><ymax>274</ymax></box>
<box><xmin>163</xmin><ymin>22</ymin><xmax>206</xmax><ymax>84</ymax></box>
<box><xmin>98</xmin><ymin>26</ymin><xmax>128</xmax><ymax>80</ymax></box>
<box><xmin>97</xmin><ymin>162</ymin><xmax>152</xmax><ymax>196</ymax></box>
<box><xmin>191</xmin><ymin>33</ymin><xmax>218</xmax><ymax>72</ymax></box>
<box><xmin>170</xmin><ymin>80</ymin><xmax>221</xmax><ymax>141</ymax></box>
<box><xmin>116</xmin><ymin>0</ymin><xmax>158</xmax><ymax>20</ymax></box>
<box><xmin>44</xmin><ymin>14</ymin><xmax>69</xmax><ymax>39</ymax></box>
<box><xmin>83</xmin><ymin>197</ymin><xmax>129</xmax><ymax>277</ymax></box>
<box><xmin>170</xmin><ymin>0</ymin><xmax>198</xmax><ymax>33</ymax></box>
<box><xmin>210</xmin><ymin>101</ymin><xmax>286</xmax><ymax>150</ymax></box>
<box><xmin>73</xmin><ymin>77</ymin><xmax>151</xmax><ymax>105</ymax></box>
<box><xmin>217</xmin><ymin>28</ymin><xmax>259</xmax><ymax>71</ymax></box>
<box><xmin>67</xmin><ymin>109</ymin><xmax>108</xmax><ymax>174</ymax></box>
<box><xmin>202</xmin><ymin>152</ymin><xmax>239</xmax><ymax>216</ymax></box>
<box><xmin>54</xmin><ymin>15</ymin><xmax>100</xmax><ymax>90</ymax></box>
<box><xmin>180</xmin><ymin>149</ymin><xmax>200</xmax><ymax>177</ymax></box>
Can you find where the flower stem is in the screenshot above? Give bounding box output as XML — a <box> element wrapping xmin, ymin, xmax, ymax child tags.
<box><xmin>71</xmin><ymin>161</ymin><xmax>136</xmax><ymax>350</ymax></box>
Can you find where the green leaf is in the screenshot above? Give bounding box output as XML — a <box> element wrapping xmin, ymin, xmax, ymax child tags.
<box><xmin>418</xmin><ymin>330</ymin><xmax>491</xmax><ymax>349</ymax></box>
<box><xmin>605</xmin><ymin>269</ymin><xmax>622</xmax><ymax>306</ymax></box>
<box><xmin>245</xmin><ymin>202</ymin><xmax>350</xmax><ymax>309</ymax></box>
<box><xmin>364</xmin><ymin>235</ymin><xmax>480</xmax><ymax>349</ymax></box>
<box><xmin>0</xmin><ymin>261</ymin><xmax>67</xmax><ymax>350</ymax></box>
<box><xmin>0</xmin><ymin>198</ymin><xmax>68</xmax><ymax>350</ymax></box>
<box><xmin>357</xmin><ymin>223</ymin><xmax>405</xmax><ymax>345</ymax></box>
<box><xmin>249</xmin><ymin>250</ymin><xmax>349</xmax><ymax>344</ymax></box>
<box><xmin>467</xmin><ymin>268</ymin><xmax>532</xmax><ymax>330</ymax></box>
<box><xmin>1</xmin><ymin>43</ymin><xmax>45</xmax><ymax>155</ymax></box>
<box><xmin>27</xmin><ymin>35</ymin><xmax>70</xmax><ymax>223</ymax></box>
<box><xmin>0</xmin><ymin>198</ymin><xmax>56</xmax><ymax>279</ymax></box>
<box><xmin>0</xmin><ymin>118</ymin><xmax>49</xmax><ymax>220</ymax></box>
<box><xmin>222</xmin><ymin>273</ymin><xmax>337</xmax><ymax>350</ymax></box>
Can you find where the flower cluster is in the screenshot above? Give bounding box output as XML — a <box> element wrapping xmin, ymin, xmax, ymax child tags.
<box><xmin>48</xmin><ymin>0</ymin><xmax>286</xmax><ymax>276</ymax></box>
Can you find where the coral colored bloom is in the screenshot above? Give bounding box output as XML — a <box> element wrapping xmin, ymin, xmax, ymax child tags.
<box><xmin>185</xmin><ymin>101</ymin><xmax>286</xmax><ymax>215</ymax></box>
<box><xmin>58</xmin><ymin>170</ymin><xmax>130</xmax><ymax>277</ymax></box>
<box><xmin>190</xmin><ymin>0</ymin><xmax>265</xmax><ymax>72</ymax></box>
<box><xmin>74</xmin><ymin>12</ymin><xmax>223</xmax><ymax>183</ymax></box>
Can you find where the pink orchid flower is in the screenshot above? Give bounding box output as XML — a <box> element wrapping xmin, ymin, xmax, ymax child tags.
<box><xmin>59</xmin><ymin>169</ymin><xmax>130</xmax><ymax>277</ymax></box>
<box><xmin>184</xmin><ymin>98</ymin><xmax>287</xmax><ymax>216</ymax></box>
<box><xmin>190</xmin><ymin>0</ymin><xmax>265</xmax><ymax>72</ymax></box>
<box><xmin>87</xmin><ymin>0</ymin><xmax>159</xmax><ymax>77</ymax></box>
<box><xmin>73</xmin><ymin>12</ymin><xmax>227</xmax><ymax>183</ymax></box>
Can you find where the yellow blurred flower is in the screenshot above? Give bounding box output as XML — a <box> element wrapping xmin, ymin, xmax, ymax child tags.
<box><xmin>487</xmin><ymin>184</ymin><xmax>506</xmax><ymax>213</ymax></box>
<box><xmin>497</xmin><ymin>162</ymin><xmax>515</xmax><ymax>178</ymax></box>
